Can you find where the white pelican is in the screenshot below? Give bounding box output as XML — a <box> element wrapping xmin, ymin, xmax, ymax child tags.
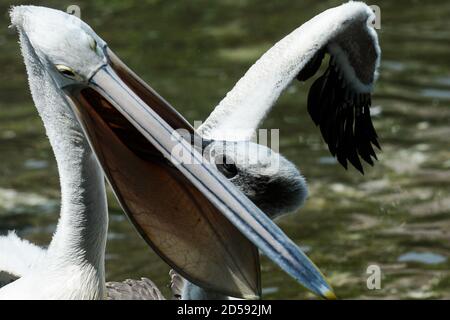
<box><xmin>0</xmin><ymin>5</ymin><xmax>334</xmax><ymax>300</ymax></box>
<box><xmin>169</xmin><ymin>1</ymin><xmax>381</xmax><ymax>299</ymax></box>
<box><xmin>200</xmin><ymin>1</ymin><xmax>381</xmax><ymax>175</ymax></box>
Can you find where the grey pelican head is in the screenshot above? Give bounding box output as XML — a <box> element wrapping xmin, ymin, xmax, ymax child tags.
<box><xmin>10</xmin><ymin>6</ymin><xmax>334</xmax><ymax>299</ymax></box>
<box><xmin>205</xmin><ymin>140</ymin><xmax>307</xmax><ymax>219</ymax></box>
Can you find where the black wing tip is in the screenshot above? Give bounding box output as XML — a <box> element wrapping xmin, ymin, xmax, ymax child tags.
<box><xmin>304</xmin><ymin>55</ymin><xmax>381</xmax><ymax>175</ymax></box>
<box><xmin>357</xmin><ymin>166</ymin><xmax>365</xmax><ymax>175</ymax></box>
<box><xmin>373</xmin><ymin>140</ymin><xmax>382</xmax><ymax>151</ymax></box>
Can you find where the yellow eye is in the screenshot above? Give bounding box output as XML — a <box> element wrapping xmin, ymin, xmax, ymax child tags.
<box><xmin>55</xmin><ymin>65</ymin><xmax>76</xmax><ymax>79</ymax></box>
<box><xmin>89</xmin><ymin>37</ymin><xmax>97</xmax><ymax>52</ymax></box>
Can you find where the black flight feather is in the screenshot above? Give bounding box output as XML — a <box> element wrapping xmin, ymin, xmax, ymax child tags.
<box><xmin>298</xmin><ymin>51</ymin><xmax>380</xmax><ymax>173</ymax></box>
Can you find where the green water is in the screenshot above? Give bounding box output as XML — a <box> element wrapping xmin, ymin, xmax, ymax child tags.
<box><xmin>0</xmin><ymin>0</ymin><xmax>449</xmax><ymax>299</ymax></box>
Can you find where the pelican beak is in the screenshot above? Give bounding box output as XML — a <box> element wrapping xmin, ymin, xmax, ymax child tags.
<box><xmin>62</xmin><ymin>47</ymin><xmax>335</xmax><ymax>299</ymax></box>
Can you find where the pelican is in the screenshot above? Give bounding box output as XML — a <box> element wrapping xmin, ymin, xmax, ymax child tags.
<box><xmin>200</xmin><ymin>1</ymin><xmax>381</xmax><ymax>174</ymax></box>
<box><xmin>164</xmin><ymin>1</ymin><xmax>381</xmax><ymax>299</ymax></box>
<box><xmin>0</xmin><ymin>5</ymin><xmax>334</xmax><ymax>299</ymax></box>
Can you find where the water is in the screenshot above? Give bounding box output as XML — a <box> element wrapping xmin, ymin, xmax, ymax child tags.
<box><xmin>0</xmin><ymin>0</ymin><xmax>449</xmax><ymax>299</ymax></box>
<box><xmin>398</xmin><ymin>252</ymin><xmax>447</xmax><ymax>265</ymax></box>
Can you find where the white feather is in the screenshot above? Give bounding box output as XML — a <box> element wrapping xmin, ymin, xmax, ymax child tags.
<box><xmin>0</xmin><ymin>232</ymin><xmax>45</xmax><ymax>279</ymax></box>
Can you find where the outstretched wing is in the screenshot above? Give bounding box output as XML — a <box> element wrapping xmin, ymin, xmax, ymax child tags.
<box><xmin>0</xmin><ymin>232</ymin><xmax>45</xmax><ymax>288</ymax></box>
<box><xmin>199</xmin><ymin>2</ymin><xmax>380</xmax><ymax>173</ymax></box>
<box><xmin>297</xmin><ymin>21</ymin><xmax>380</xmax><ymax>174</ymax></box>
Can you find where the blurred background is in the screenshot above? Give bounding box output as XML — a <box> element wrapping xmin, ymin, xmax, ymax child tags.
<box><xmin>0</xmin><ymin>0</ymin><xmax>449</xmax><ymax>299</ymax></box>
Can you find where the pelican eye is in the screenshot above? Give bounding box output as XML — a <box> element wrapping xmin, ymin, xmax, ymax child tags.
<box><xmin>215</xmin><ymin>155</ymin><xmax>238</xmax><ymax>179</ymax></box>
<box><xmin>89</xmin><ymin>38</ymin><xmax>98</xmax><ymax>51</ymax></box>
<box><xmin>56</xmin><ymin>65</ymin><xmax>76</xmax><ymax>79</ymax></box>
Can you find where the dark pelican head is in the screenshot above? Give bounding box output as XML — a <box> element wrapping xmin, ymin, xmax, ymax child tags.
<box><xmin>205</xmin><ymin>140</ymin><xmax>308</xmax><ymax>219</ymax></box>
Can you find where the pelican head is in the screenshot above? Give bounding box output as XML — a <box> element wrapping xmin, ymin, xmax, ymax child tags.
<box><xmin>206</xmin><ymin>141</ymin><xmax>307</xmax><ymax>219</ymax></box>
<box><xmin>10</xmin><ymin>6</ymin><xmax>106</xmax><ymax>89</ymax></box>
<box><xmin>10</xmin><ymin>5</ymin><xmax>334</xmax><ymax>299</ymax></box>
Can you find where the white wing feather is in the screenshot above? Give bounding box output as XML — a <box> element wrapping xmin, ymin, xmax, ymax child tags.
<box><xmin>0</xmin><ymin>231</ymin><xmax>46</xmax><ymax>286</ymax></box>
